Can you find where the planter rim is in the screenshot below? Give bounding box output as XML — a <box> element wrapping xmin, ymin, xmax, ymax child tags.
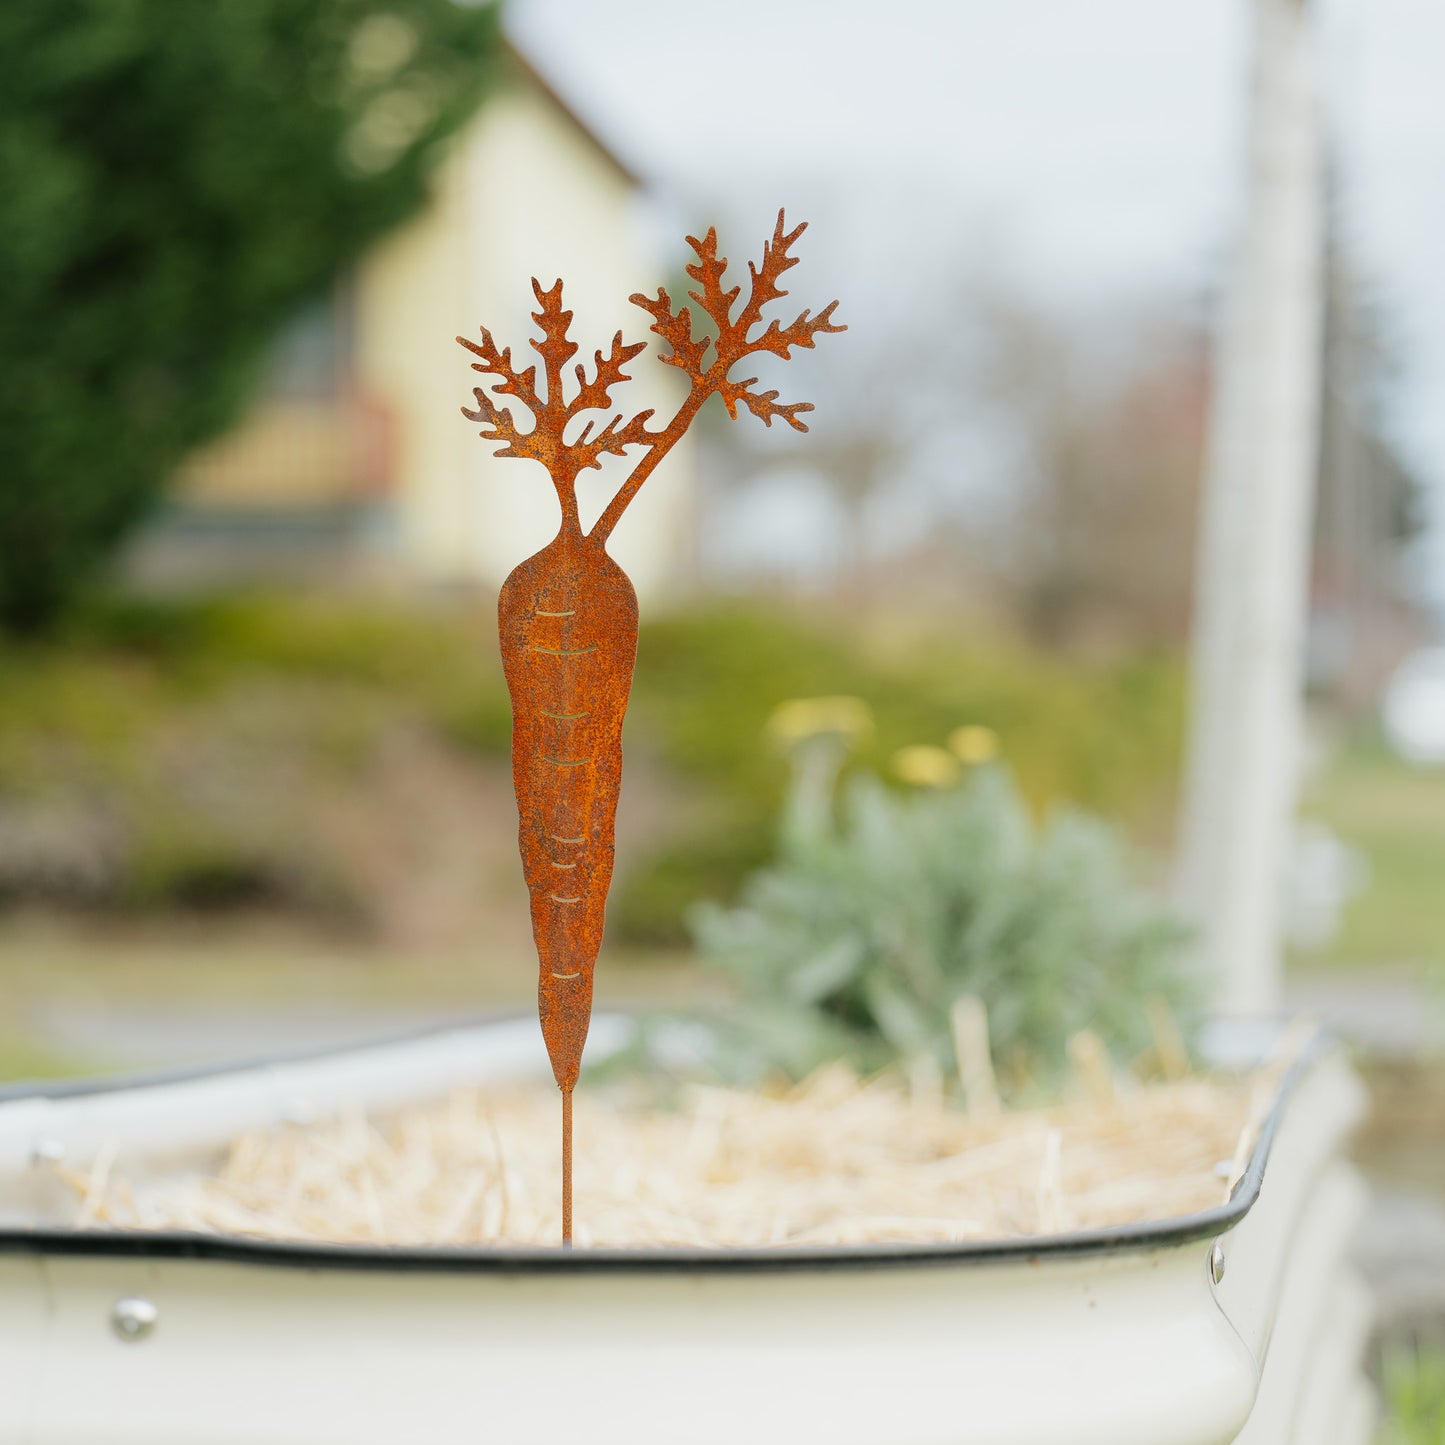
<box><xmin>0</xmin><ymin>1015</ymin><xmax>1328</xmax><ymax>1276</ymax></box>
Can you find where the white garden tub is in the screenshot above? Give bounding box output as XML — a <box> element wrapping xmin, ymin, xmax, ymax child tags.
<box><xmin>0</xmin><ymin>1016</ymin><xmax>1370</xmax><ymax>1445</ymax></box>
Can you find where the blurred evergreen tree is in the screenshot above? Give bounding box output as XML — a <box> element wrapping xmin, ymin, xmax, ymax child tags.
<box><xmin>0</xmin><ymin>0</ymin><xmax>502</xmax><ymax>630</ymax></box>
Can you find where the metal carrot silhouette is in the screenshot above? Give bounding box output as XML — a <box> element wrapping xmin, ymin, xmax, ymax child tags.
<box><xmin>457</xmin><ymin>211</ymin><xmax>844</xmax><ymax>1243</ymax></box>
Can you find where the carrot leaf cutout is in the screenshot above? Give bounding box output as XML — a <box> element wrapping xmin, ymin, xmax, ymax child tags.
<box><xmin>456</xmin><ymin>209</ymin><xmax>843</xmax><ymax>1247</ymax></box>
<box><xmin>630</xmin><ymin>287</ymin><xmax>711</xmax><ymax>384</ymax></box>
<box><xmin>568</xmin><ymin>332</ymin><xmax>649</xmax><ymax>420</ymax></box>
<box><xmin>458</xmin><ymin>208</ymin><xmax>844</xmax><ymax>536</ymax></box>
<box><xmin>683</xmin><ymin>226</ymin><xmax>741</xmax><ymax>333</ymax></box>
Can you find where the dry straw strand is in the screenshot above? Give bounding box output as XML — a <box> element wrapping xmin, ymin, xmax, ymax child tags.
<box><xmin>49</xmin><ymin>1057</ymin><xmax>1286</xmax><ymax>1250</ymax></box>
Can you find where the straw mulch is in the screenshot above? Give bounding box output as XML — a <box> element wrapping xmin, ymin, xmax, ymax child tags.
<box><xmin>56</xmin><ymin>1057</ymin><xmax>1280</xmax><ymax>1249</ymax></box>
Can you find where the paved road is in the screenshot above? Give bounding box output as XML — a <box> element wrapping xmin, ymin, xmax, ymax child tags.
<box><xmin>1280</xmin><ymin>973</ymin><xmax>1445</xmax><ymax>1333</ymax></box>
<box><xmin>23</xmin><ymin>997</ymin><xmax>516</xmax><ymax>1074</ymax></box>
<box><xmin>1285</xmin><ymin>971</ymin><xmax>1444</xmax><ymax>1060</ymax></box>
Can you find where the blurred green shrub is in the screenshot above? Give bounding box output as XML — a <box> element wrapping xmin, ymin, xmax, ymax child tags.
<box><xmin>613</xmin><ymin>603</ymin><xmax>1185</xmax><ymax>945</ymax></box>
<box><xmin>0</xmin><ymin>0</ymin><xmax>501</xmax><ymax>630</ymax></box>
<box><xmin>1376</xmin><ymin>1340</ymin><xmax>1445</xmax><ymax>1445</ymax></box>
<box><xmin>55</xmin><ymin>590</ymin><xmax>509</xmax><ymax>729</ymax></box>
<box><xmin>689</xmin><ymin>759</ymin><xmax>1197</xmax><ymax>1088</ymax></box>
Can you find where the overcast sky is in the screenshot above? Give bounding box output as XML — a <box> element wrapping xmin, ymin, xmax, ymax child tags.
<box><xmin>509</xmin><ymin>0</ymin><xmax>1445</xmax><ymax>607</ymax></box>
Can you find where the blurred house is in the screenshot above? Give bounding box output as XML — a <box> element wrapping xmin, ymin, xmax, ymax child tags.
<box><xmin>129</xmin><ymin>44</ymin><xmax>696</xmax><ymax>603</ymax></box>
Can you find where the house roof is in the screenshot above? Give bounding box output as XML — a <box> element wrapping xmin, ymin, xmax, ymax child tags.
<box><xmin>504</xmin><ymin>39</ymin><xmax>644</xmax><ymax>190</ymax></box>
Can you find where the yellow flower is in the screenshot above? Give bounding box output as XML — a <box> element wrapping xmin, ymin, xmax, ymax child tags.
<box><xmin>891</xmin><ymin>745</ymin><xmax>960</xmax><ymax>788</ymax></box>
<box><xmin>766</xmin><ymin>696</ymin><xmax>874</xmax><ymax>750</ymax></box>
<box><xmin>948</xmin><ymin>724</ymin><xmax>1000</xmax><ymax>765</ymax></box>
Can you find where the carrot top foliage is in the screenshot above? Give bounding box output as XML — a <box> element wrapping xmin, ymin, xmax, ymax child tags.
<box><xmin>458</xmin><ymin>214</ymin><xmax>844</xmax><ymax>1239</ymax></box>
<box><xmin>456</xmin><ymin>210</ymin><xmax>845</xmax><ymax>544</ymax></box>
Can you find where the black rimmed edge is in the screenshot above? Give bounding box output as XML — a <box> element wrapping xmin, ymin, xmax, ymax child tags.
<box><xmin>0</xmin><ymin>1020</ymin><xmax>1330</xmax><ymax>1276</ymax></box>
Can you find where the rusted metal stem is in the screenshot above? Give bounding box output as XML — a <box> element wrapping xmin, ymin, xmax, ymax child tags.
<box><xmin>554</xmin><ymin>476</ymin><xmax>580</xmax><ymax>533</ymax></box>
<box><xmin>561</xmin><ymin>1086</ymin><xmax>573</xmax><ymax>1248</ymax></box>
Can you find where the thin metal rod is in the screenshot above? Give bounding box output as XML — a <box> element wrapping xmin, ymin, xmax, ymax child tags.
<box><xmin>561</xmin><ymin>1087</ymin><xmax>573</xmax><ymax>1248</ymax></box>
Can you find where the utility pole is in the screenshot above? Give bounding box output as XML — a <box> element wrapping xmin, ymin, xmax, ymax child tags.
<box><xmin>1177</xmin><ymin>0</ymin><xmax>1325</xmax><ymax>1014</ymax></box>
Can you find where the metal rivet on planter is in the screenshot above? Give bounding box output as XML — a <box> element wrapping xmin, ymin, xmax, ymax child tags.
<box><xmin>1209</xmin><ymin>1241</ymin><xmax>1227</xmax><ymax>1285</ymax></box>
<box><xmin>111</xmin><ymin>1296</ymin><xmax>158</xmax><ymax>1342</ymax></box>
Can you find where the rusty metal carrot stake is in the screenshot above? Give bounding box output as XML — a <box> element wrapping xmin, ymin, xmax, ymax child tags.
<box><xmin>457</xmin><ymin>210</ymin><xmax>844</xmax><ymax>1245</ymax></box>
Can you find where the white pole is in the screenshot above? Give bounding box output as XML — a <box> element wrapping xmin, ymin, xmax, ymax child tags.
<box><xmin>1177</xmin><ymin>0</ymin><xmax>1325</xmax><ymax>1015</ymax></box>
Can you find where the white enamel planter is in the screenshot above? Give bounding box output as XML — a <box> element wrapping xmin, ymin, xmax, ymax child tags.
<box><xmin>0</xmin><ymin>1017</ymin><xmax>1370</xmax><ymax>1445</ymax></box>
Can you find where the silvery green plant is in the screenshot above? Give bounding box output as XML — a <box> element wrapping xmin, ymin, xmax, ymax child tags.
<box><xmin>688</xmin><ymin>758</ymin><xmax>1196</xmax><ymax>1090</ymax></box>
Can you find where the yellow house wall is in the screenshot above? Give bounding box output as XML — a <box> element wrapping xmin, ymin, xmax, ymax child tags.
<box><xmin>353</xmin><ymin>79</ymin><xmax>695</xmax><ymax>600</ymax></box>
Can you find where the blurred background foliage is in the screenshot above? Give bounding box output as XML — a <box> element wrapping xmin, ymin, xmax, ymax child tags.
<box><xmin>0</xmin><ymin>0</ymin><xmax>502</xmax><ymax>630</ymax></box>
<box><xmin>0</xmin><ymin>0</ymin><xmax>1432</xmax><ymax>983</ymax></box>
<box><xmin>0</xmin><ymin>591</ymin><xmax>1184</xmax><ymax>949</ymax></box>
<box><xmin>615</xmin><ymin>604</ymin><xmax>1184</xmax><ymax>945</ymax></box>
<box><xmin>2</xmin><ymin>586</ymin><xmax>1438</xmax><ymax>975</ymax></box>
<box><xmin>1375</xmin><ymin>1339</ymin><xmax>1445</xmax><ymax>1445</ymax></box>
<box><xmin>0</xmin><ymin>591</ymin><xmax>506</xmax><ymax>927</ymax></box>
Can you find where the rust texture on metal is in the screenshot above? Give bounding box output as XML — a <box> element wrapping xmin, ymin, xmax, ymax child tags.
<box><xmin>457</xmin><ymin>210</ymin><xmax>844</xmax><ymax>1243</ymax></box>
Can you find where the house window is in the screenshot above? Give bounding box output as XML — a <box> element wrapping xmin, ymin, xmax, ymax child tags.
<box><xmin>265</xmin><ymin>290</ymin><xmax>352</xmax><ymax>401</ymax></box>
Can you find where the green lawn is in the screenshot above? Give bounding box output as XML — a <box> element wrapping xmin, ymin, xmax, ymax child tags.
<box><xmin>0</xmin><ymin>1035</ymin><xmax>94</xmax><ymax>1082</ymax></box>
<box><xmin>1302</xmin><ymin>744</ymin><xmax>1445</xmax><ymax>970</ymax></box>
<box><xmin>1376</xmin><ymin>1339</ymin><xmax>1445</xmax><ymax>1445</ymax></box>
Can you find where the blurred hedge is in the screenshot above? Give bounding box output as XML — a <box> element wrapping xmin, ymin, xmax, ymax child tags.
<box><xmin>612</xmin><ymin>604</ymin><xmax>1186</xmax><ymax>944</ymax></box>
<box><xmin>0</xmin><ymin>592</ymin><xmax>507</xmax><ymax>919</ymax></box>
<box><xmin>0</xmin><ymin>593</ymin><xmax>1186</xmax><ymax>941</ymax></box>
